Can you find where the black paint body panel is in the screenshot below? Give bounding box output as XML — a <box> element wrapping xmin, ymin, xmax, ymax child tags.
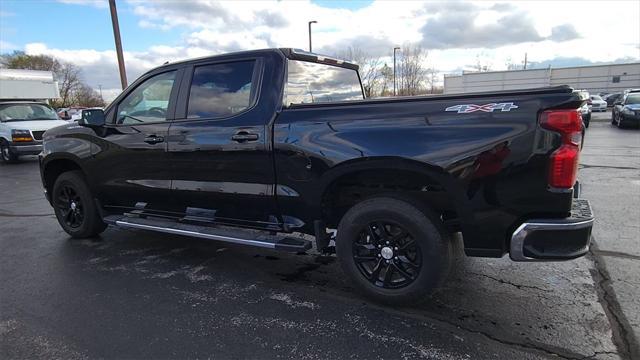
<box><xmin>40</xmin><ymin>49</ymin><xmax>584</xmax><ymax>257</ymax></box>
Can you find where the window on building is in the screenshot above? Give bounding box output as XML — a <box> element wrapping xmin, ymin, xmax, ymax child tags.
<box><xmin>612</xmin><ymin>75</ymin><xmax>621</xmax><ymax>83</ymax></box>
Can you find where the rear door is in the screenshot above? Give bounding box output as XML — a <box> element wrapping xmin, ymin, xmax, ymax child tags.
<box><xmin>167</xmin><ymin>58</ymin><xmax>281</xmax><ymax>229</ymax></box>
<box><xmin>91</xmin><ymin>69</ymin><xmax>182</xmax><ymax>213</ymax></box>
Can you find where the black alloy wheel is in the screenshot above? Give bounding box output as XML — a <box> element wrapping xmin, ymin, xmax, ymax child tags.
<box><xmin>336</xmin><ymin>196</ymin><xmax>451</xmax><ymax>305</ymax></box>
<box><xmin>51</xmin><ymin>171</ymin><xmax>107</xmax><ymax>238</ymax></box>
<box><xmin>55</xmin><ymin>184</ymin><xmax>85</xmax><ymax>228</ymax></box>
<box><xmin>352</xmin><ymin>221</ymin><xmax>421</xmax><ymax>289</ymax></box>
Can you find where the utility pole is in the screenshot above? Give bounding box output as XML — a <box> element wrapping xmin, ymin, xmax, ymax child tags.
<box><xmin>98</xmin><ymin>84</ymin><xmax>103</xmax><ymax>101</ymax></box>
<box><xmin>523</xmin><ymin>52</ymin><xmax>528</xmax><ymax>70</ymax></box>
<box><xmin>308</xmin><ymin>21</ymin><xmax>317</xmax><ymax>52</ymax></box>
<box><xmin>393</xmin><ymin>47</ymin><xmax>400</xmax><ymax>96</ymax></box>
<box><xmin>109</xmin><ymin>0</ymin><xmax>127</xmax><ymax>89</ymax></box>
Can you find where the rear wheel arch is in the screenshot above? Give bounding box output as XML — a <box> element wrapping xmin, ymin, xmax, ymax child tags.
<box><xmin>318</xmin><ymin>158</ymin><xmax>460</xmax><ymax>230</ymax></box>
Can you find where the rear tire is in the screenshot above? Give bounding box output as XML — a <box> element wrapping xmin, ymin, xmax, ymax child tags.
<box><xmin>336</xmin><ymin>196</ymin><xmax>451</xmax><ymax>305</ymax></box>
<box><xmin>52</xmin><ymin>171</ymin><xmax>107</xmax><ymax>238</ymax></box>
<box><xmin>0</xmin><ymin>140</ymin><xmax>19</xmax><ymax>164</ymax></box>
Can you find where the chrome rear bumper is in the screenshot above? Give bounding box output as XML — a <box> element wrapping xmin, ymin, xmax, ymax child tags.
<box><xmin>510</xmin><ymin>199</ymin><xmax>593</xmax><ymax>262</ymax></box>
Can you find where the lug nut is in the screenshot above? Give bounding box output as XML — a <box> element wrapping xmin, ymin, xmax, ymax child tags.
<box><xmin>394</xmin><ymin>247</ymin><xmax>398</xmax><ymax>250</ymax></box>
<box><xmin>386</xmin><ymin>241</ymin><xmax>389</xmax><ymax>245</ymax></box>
<box><xmin>378</xmin><ymin>254</ymin><xmax>381</xmax><ymax>257</ymax></box>
<box><xmin>385</xmin><ymin>260</ymin><xmax>390</xmax><ymax>264</ymax></box>
<box><xmin>394</xmin><ymin>256</ymin><xmax>398</xmax><ymax>260</ymax></box>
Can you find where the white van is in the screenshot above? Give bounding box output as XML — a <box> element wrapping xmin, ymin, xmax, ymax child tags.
<box><xmin>0</xmin><ymin>101</ymin><xmax>68</xmax><ymax>163</ymax></box>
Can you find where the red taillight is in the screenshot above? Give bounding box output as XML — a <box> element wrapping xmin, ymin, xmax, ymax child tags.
<box><xmin>540</xmin><ymin>109</ymin><xmax>582</xmax><ymax>189</ymax></box>
<box><xmin>547</xmin><ymin>144</ymin><xmax>579</xmax><ymax>188</ymax></box>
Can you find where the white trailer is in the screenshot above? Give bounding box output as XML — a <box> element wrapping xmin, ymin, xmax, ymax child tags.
<box><xmin>0</xmin><ymin>69</ymin><xmax>60</xmax><ymax>102</ymax></box>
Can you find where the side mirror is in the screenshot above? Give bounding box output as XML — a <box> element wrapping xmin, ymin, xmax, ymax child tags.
<box><xmin>79</xmin><ymin>108</ymin><xmax>105</xmax><ymax>127</ymax></box>
<box><xmin>59</xmin><ymin>110</ymin><xmax>71</xmax><ymax>120</ymax></box>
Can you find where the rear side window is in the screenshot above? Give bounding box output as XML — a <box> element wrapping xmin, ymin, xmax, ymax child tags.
<box><xmin>285</xmin><ymin>60</ymin><xmax>363</xmax><ymax>105</ymax></box>
<box><xmin>187</xmin><ymin>61</ymin><xmax>256</xmax><ymax>119</ymax></box>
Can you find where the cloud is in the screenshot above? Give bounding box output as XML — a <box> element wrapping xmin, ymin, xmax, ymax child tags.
<box><xmin>56</xmin><ymin>0</ymin><xmax>108</xmax><ymax>9</ymax></box>
<box><xmin>418</xmin><ymin>2</ymin><xmax>581</xmax><ymax>49</ymax></box>
<box><xmin>11</xmin><ymin>0</ymin><xmax>638</xmax><ymax>101</ymax></box>
<box><xmin>319</xmin><ymin>35</ymin><xmax>395</xmax><ymax>58</ymax></box>
<box><xmin>131</xmin><ymin>1</ymin><xmax>289</xmax><ymax>31</ymax></box>
<box><xmin>548</xmin><ymin>24</ymin><xmax>581</xmax><ymax>42</ymax></box>
<box><xmin>420</xmin><ymin>14</ymin><xmax>541</xmax><ymax>49</ymax></box>
<box><xmin>23</xmin><ymin>43</ymin><xmax>165</xmax><ymax>99</ymax></box>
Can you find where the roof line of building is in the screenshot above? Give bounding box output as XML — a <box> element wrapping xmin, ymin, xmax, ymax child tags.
<box><xmin>444</xmin><ymin>61</ymin><xmax>640</xmax><ymax>78</ymax></box>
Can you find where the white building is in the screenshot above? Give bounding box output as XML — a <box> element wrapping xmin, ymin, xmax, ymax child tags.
<box><xmin>0</xmin><ymin>69</ymin><xmax>60</xmax><ymax>102</ymax></box>
<box><xmin>444</xmin><ymin>62</ymin><xmax>640</xmax><ymax>94</ymax></box>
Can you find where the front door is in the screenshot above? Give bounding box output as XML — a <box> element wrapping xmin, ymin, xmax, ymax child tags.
<box><xmin>91</xmin><ymin>69</ymin><xmax>181</xmax><ymax>214</ymax></box>
<box><xmin>167</xmin><ymin>59</ymin><xmax>280</xmax><ymax>229</ymax></box>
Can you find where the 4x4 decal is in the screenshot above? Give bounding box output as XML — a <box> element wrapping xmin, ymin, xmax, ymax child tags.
<box><xmin>445</xmin><ymin>102</ymin><xmax>519</xmax><ymax>113</ymax></box>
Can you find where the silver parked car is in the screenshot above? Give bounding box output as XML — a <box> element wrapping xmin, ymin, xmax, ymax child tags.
<box><xmin>589</xmin><ymin>95</ymin><xmax>607</xmax><ymax>112</ymax></box>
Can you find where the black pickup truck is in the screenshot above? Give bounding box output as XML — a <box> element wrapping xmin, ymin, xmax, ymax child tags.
<box><xmin>39</xmin><ymin>48</ymin><xmax>593</xmax><ymax>304</ymax></box>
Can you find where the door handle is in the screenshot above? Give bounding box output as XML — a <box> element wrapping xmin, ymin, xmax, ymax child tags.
<box><xmin>144</xmin><ymin>135</ymin><xmax>164</xmax><ymax>144</ymax></box>
<box><xmin>231</xmin><ymin>131</ymin><xmax>259</xmax><ymax>142</ymax></box>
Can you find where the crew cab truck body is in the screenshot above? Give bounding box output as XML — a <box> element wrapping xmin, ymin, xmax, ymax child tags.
<box><xmin>40</xmin><ymin>49</ymin><xmax>593</xmax><ymax>304</ymax></box>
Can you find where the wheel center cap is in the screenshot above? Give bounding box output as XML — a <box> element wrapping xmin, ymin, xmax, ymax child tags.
<box><xmin>380</xmin><ymin>246</ymin><xmax>394</xmax><ymax>260</ymax></box>
<box><xmin>70</xmin><ymin>202</ymin><xmax>77</xmax><ymax>210</ymax></box>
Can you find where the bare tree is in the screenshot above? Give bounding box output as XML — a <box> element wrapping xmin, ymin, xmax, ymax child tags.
<box><xmin>73</xmin><ymin>83</ymin><xmax>105</xmax><ymax>107</ymax></box>
<box><xmin>1</xmin><ymin>51</ymin><xmax>61</xmax><ymax>72</ymax></box>
<box><xmin>378</xmin><ymin>63</ymin><xmax>393</xmax><ymax>97</ymax></box>
<box><xmin>336</xmin><ymin>46</ymin><xmax>383</xmax><ymax>98</ymax></box>
<box><xmin>425</xmin><ymin>67</ymin><xmax>440</xmax><ymax>94</ymax></box>
<box><xmin>473</xmin><ymin>52</ymin><xmax>493</xmax><ymax>72</ymax></box>
<box><xmin>396</xmin><ymin>44</ymin><xmax>428</xmax><ymax>96</ymax></box>
<box><xmin>55</xmin><ymin>62</ymin><xmax>83</xmax><ymax>108</ymax></box>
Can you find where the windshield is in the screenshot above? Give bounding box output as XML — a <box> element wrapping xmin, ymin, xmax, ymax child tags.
<box><xmin>0</xmin><ymin>103</ymin><xmax>59</xmax><ymax>121</ymax></box>
<box><xmin>285</xmin><ymin>60</ymin><xmax>364</xmax><ymax>105</ymax></box>
<box><xmin>625</xmin><ymin>93</ymin><xmax>640</xmax><ymax>105</ymax></box>
<box><xmin>591</xmin><ymin>95</ymin><xmax>603</xmax><ymax>101</ymax></box>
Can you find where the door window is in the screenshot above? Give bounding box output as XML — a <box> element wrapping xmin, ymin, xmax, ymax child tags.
<box><xmin>187</xmin><ymin>61</ymin><xmax>256</xmax><ymax>119</ymax></box>
<box><xmin>116</xmin><ymin>71</ymin><xmax>176</xmax><ymax>124</ymax></box>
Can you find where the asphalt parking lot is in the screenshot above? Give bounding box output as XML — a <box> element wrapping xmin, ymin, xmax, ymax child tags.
<box><xmin>1</xmin><ymin>110</ymin><xmax>638</xmax><ymax>359</ymax></box>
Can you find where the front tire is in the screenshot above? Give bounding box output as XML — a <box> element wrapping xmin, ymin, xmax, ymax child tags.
<box><xmin>52</xmin><ymin>171</ymin><xmax>107</xmax><ymax>238</ymax></box>
<box><xmin>336</xmin><ymin>197</ymin><xmax>451</xmax><ymax>305</ymax></box>
<box><xmin>0</xmin><ymin>140</ymin><xmax>19</xmax><ymax>164</ymax></box>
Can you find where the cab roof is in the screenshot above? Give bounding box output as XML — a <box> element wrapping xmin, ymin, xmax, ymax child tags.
<box><xmin>144</xmin><ymin>48</ymin><xmax>358</xmax><ymax>75</ymax></box>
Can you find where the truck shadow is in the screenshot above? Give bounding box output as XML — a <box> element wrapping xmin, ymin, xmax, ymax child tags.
<box><xmin>59</xmin><ymin>227</ymin><xmax>610</xmax><ymax>359</ymax></box>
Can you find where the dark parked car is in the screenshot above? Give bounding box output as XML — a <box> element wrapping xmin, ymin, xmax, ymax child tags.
<box><xmin>39</xmin><ymin>49</ymin><xmax>593</xmax><ymax>304</ymax></box>
<box><xmin>612</xmin><ymin>90</ymin><xmax>640</xmax><ymax>128</ymax></box>
<box><xmin>605</xmin><ymin>93</ymin><xmax>623</xmax><ymax>107</ymax></box>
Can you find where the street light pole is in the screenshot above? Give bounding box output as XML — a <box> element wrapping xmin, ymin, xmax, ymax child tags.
<box><xmin>308</xmin><ymin>21</ymin><xmax>317</xmax><ymax>52</ymax></box>
<box><xmin>393</xmin><ymin>47</ymin><xmax>400</xmax><ymax>96</ymax></box>
<box><xmin>109</xmin><ymin>0</ymin><xmax>127</xmax><ymax>90</ymax></box>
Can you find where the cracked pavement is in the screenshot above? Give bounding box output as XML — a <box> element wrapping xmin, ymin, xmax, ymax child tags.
<box><xmin>0</xmin><ymin>112</ymin><xmax>635</xmax><ymax>359</ymax></box>
<box><xmin>579</xmin><ymin>114</ymin><xmax>640</xmax><ymax>360</ymax></box>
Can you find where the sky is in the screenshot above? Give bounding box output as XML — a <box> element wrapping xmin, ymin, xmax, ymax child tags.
<box><xmin>1</xmin><ymin>0</ymin><xmax>639</xmax><ymax>101</ymax></box>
